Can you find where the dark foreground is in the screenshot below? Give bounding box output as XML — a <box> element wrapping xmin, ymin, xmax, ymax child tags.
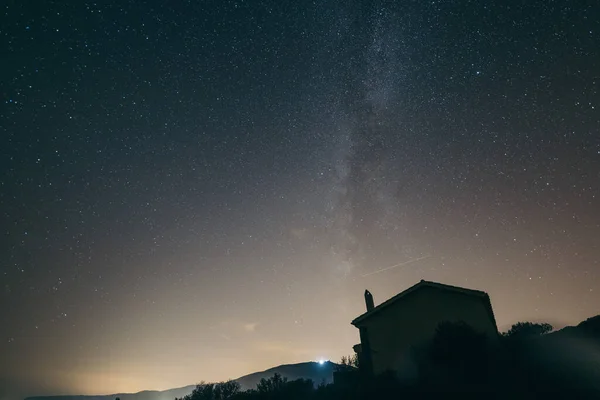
<box><xmin>178</xmin><ymin>318</ymin><xmax>600</xmax><ymax>400</ymax></box>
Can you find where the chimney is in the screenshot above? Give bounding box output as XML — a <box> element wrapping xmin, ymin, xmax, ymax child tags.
<box><xmin>364</xmin><ymin>290</ymin><xmax>374</xmax><ymax>312</ymax></box>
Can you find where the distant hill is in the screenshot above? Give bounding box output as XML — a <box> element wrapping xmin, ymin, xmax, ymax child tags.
<box><xmin>235</xmin><ymin>361</ymin><xmax>338</xmax><ymax>390</ymax></box>
<box><xmin>23</xmin><ymin>387</ymin><xmax>197</xmax><ymax>400</ymax></box>
<box><xmin>547</xmin><ymin>314</ymin><xmax>600</xmax><ymax>341</ymax></box>
<box><xmin>520</xmin><ymin>314</ymin><xmax>600</xmax><ymax>395</ymax></box>
<box><xmin>24</xmin><ymin>361</ymin><xmax>341</xmax><ymax>400</ymax></box>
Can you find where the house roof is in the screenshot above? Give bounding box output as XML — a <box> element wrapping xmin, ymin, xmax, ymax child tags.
<box><xmin>351</xmin><ymin>280</ymin><xmax>498</xmax><ymax>332</ymax></box>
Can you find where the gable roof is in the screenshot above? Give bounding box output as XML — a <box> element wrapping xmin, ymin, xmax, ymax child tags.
<box><xmin>351</xmin><ymin>280</ymin><xmax>498</xmax><ymax>332</ymax></box>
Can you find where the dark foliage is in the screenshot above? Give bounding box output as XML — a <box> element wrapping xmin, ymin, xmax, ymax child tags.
<box><xmin>232</xmin><ymin>374</ymin><xmax>314</xmax><ymax>400</ymax></box>
<box><xmin>177</xmin><ymin>380</ymin><xmax>241</xmax><ymax>400</ymax></box>
<box><xmin>338</xmin><ymin>354</ymin><xmax>359</xmax><ymax>369</ymax></box>
<box><xmin>256</xmin><ymin>373</ymin><xmax>288</xmax><ymax>395</ymax></box>
<box><xmin>175</xmin><ymin>318</ymin><xmax>600</xmax><ymax>400</ymax></box>
<box><xmin>501</xmin><ymin>321</ymin><xmax>553</xmax><ymax>339</ymax></box>
<box><xmin>430</xmin><ymin>321</ymin><xmax>489</xmax><ymax>365</ymax></box>
<box><xmin>425</xmin><ymin>320</ymin><xmax>493</xmax><ymax>390</ymax></box>
<box><xmin>578</xmin><ymin>315</ymin><xmax>600</xmax><ymax>335</ymax></box>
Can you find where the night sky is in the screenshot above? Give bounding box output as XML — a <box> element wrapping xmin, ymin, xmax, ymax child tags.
<box><xmin>1</xmin><ymin>0</ymin><xmax>599</xmax><ymax>398</ymax></box>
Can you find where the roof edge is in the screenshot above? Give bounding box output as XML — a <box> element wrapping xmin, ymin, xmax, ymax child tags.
<box><xmin>351</xmin><ymin>280</ymin><xmax>491</xmax><ymax>326</ymax></box>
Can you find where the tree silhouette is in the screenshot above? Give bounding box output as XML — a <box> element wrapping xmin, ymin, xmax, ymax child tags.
<box><xmin>214</xmin><ymin>380</ymin><xmax>241</xmax><ymax>399</ymax></box>
<box><xmin>430</xmin><ymin>320</ymin><xmax>488</xmax><ymax>363</ymax></box>
<box><xmin>183</xmin><ymin>380</ymin><xmax>240</xmax><ymax>400</ymax></box>
<box><xmin>502</xmin><ymin>322</ymin><xmax>553</xmax><ymax>338</ymax></box>
<box><xmin>256</xmin><ymin>373</ymin><xmax>288</xmax><ymax>394</ymax></box>
<box><xmin>426</xmin><ymin>320</ymin><xmax>492</xmax><ymax>390</ymax></box>
<box><xmin>338</xmin><ymin>354</ymin><xmax>359</xmax><ymax>368</ymax></box>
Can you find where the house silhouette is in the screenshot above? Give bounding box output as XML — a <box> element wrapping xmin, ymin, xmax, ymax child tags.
<box><xmin>351</xmin><ymin>280</ymin><xmax>499</xmax><ymax>379</ymax></box>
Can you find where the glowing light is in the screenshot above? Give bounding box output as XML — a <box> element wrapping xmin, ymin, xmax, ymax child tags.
<box><xmin>318</xmin><ymin>359</ymin><xmax>326</xmax><ymax>365</ymax></box>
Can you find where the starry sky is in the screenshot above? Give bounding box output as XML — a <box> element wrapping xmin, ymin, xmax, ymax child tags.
<box><xmin>1</xmin><ymin>0</ymin><xmax>599</xmax><ymax>398</ymax></box>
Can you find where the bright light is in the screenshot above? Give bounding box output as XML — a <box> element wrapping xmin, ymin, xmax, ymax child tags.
<box><xmin>318</xmin><ymin>359</ymin><xmax>326</xmax><ymax>365</ymax></box>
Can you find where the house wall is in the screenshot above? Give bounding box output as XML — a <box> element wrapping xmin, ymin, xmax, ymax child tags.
<box><xmin>356</xmin><ymin>286</ymin><xmax>497</xmax><ymax>376</ymax></box>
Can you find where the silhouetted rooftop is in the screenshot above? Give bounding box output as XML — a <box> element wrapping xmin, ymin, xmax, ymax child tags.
<box><xmin>351</xmin><ymin>280</ymin><xmax>498</xmax><ymax>332</ymax></box>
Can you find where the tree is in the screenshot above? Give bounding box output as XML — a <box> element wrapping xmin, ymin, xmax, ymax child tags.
<box><xmin>502</xmin><ymin>322</ymin><xmax>553</xmax><ymax>339</ymax></box>
<box><xmin>427</xmin><ymin>320</ymin><xmax>491</xmax><ymax>387</ymax></box>
<box><xmin>279</xmin><ymin>378</ymin><xmax>314</xmax><ymax>399</ymax></box>
<box><xmin>184</xmin><ymin>380</ymin><xmax>240</xmax><ymax>400</ymax></box>
<box><xmin>214</xmin><ymin>380</ymin><xmax>241</xmax><ymax>399</ymax></box>
<box><xmin>339</xmin><ymin>354</ymin><xmax>359</xmax><ymax>368</ymax></box>
<box><xmin>256</xmin><ymin>373</ymin><xmax>288</xmax><ymax>394</ymax></box>
<box><xmin>186</xmin><ymin>382</ymin><xmax>214</xmax><ymax>400</ymax></box>
<box><xmin>430</xmin><ymin>320</ymin><xmax>488</xmax><ymax>363</ymax></box>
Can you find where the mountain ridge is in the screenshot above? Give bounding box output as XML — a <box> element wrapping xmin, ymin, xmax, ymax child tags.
<box><xmin>23</xmin><ymin>361</ymin><xmax>341</xmax><ymax>400</ymax></box>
